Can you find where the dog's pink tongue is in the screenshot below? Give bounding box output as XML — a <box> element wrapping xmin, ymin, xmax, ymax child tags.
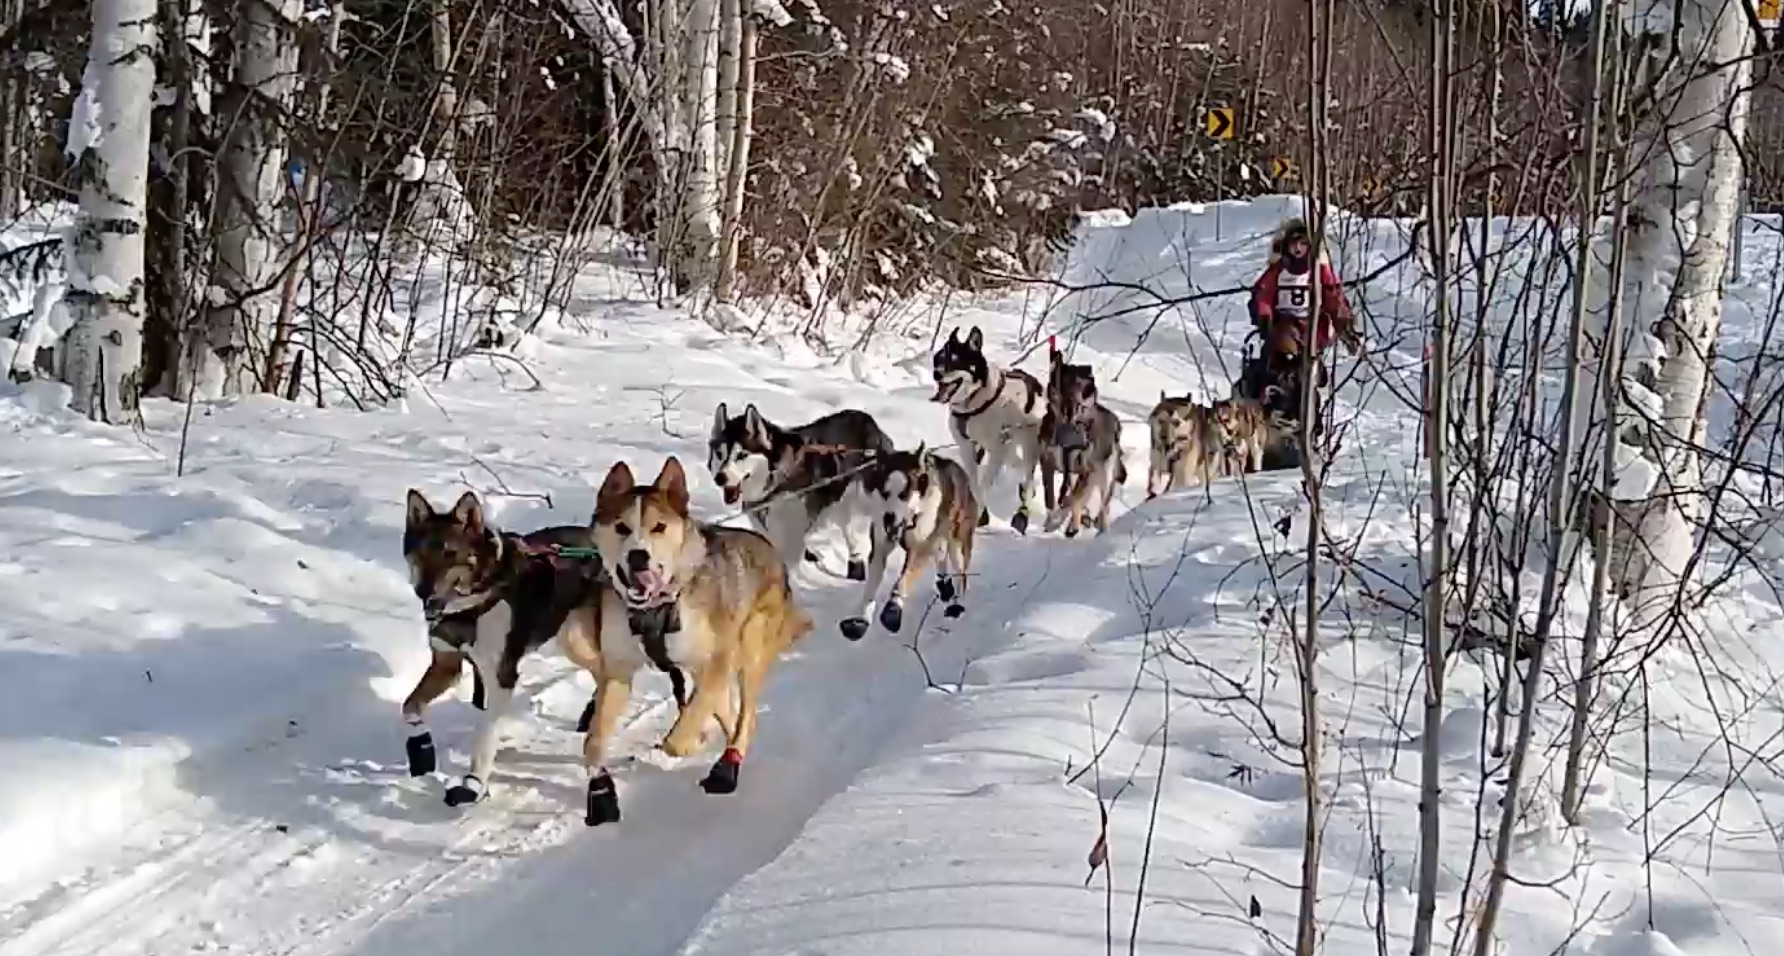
<box><xmin>636</xmin><ymin>568</ymin><xmax>667</xmax><ymax>598</ymax></box>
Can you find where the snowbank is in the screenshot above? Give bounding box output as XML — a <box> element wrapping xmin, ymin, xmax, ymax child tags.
<box><xmin>2</xmin><ymin>198</ymin><xmax>1781</xmax><ymax>956</ymax></box>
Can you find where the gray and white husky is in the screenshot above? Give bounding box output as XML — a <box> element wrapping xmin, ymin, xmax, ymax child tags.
<box><xmin>707</xmin><ymin>402</ymin><xmax>894</xmax><ymax>579</ymax></box>
<box><xmin>929</xmin><ymin>325</ymin><xmax>1047</xmax><ymax>534</ymax></box>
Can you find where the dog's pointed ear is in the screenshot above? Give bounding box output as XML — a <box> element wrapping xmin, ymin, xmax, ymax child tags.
<box><xmin>913</xmin><ymin>441</ymin><xmax>927</xmax><ymax>463</ymax></box>
<box><xmin>711</xmin><ymin>402</ymin><xmax>729</xmax><ymax>440</ymax></box>
<box><xmin>596</xmin><ymin>461</ymin><xmax>636</xmax><ymax>516</ymax></box>
<box><xmin>947</xmin><ymin>326</ymin><xmax>961</xmax><ymax>345</ymax></box>
<box><xmin>1159</xmin><ymin>389</ymin><xmax>1167</xmax><ymax>403</ymax></box>
<box><xmin>966</xmin><ymin>326</ymin><xmax>984</xmax><ymax>351</ymax></box>
<box><xmin>449</xmin><ymin>490</ymin><xmax>485</xmax><ymax>535</ymax></box>
<box><xmin>743</xmin><ymin>403</ymin><xmax>769</xmax><ymax>444</ymax></box>
<box><xmin>405</xmin><ymin>489</ymin><xmax>434</xmax><ymax>530</ymax></box>
<box><xmin>655</xmin><ymin>456</ymin><xmax>691</xmax><ymax>515</ymax></box>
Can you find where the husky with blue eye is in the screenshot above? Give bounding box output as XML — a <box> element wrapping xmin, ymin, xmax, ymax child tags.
<box><xmin>838</xmin><ymin>445</ymin><xmax>980</xmax><ymax>641</ymax></box>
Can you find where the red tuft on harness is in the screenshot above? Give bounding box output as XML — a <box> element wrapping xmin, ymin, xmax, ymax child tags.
<box><xmin>1048</xmin><ymin>334</ymin><xmax>1057</xmax><ymax>355</ymax></box>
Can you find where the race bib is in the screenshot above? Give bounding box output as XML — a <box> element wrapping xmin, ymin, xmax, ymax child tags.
<box><xmin>1276</xmin><ymin>272</ymin><xmax>1313</xmax><ymax>317</ymax></box>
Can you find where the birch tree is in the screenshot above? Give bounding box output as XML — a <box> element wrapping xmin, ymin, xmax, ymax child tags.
<box><xmin>1586</xmin><ymin>0</ymin><xmax>1752</xmax><ymax>618</ymax></box>
<box><xmin>559</xmin><ymin>0</ymin><xmax>789</xmax><ymax>294</ymax></box>
<box><xmin>62</xmin><ymin>0</ymin><xmax>158</xmax><ymax>426</ymax></box>
<box><xmin>1474</xmin><ymin>0</ymin><xmax>1752</xmax><ymax>946</ymax></box>
<box><xmin>714</xmin><ymin>0</ymin><xmax>757</xmax><ymax>302</ymax></box>
<box><xmin>397</xmin><ymin>0</ymin><xmax>478</xmax><ymax>261</ymax></box>
<box><xmin>198</xmin><ymin>0</ymin><xmax>298</xmax><ymax>398</ymax></box>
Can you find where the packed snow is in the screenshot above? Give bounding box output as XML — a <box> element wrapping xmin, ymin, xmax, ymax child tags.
<box><xmin>2</xmin><ymin>197</ymin><xmax>1782</xmax><ymax>956</ymax></box>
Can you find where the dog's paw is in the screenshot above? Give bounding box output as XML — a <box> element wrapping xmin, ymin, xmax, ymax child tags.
<box><xmin>935</xmin><ymin>575</ymin><xmax>957</xmax><ymax>603</ymax></box>
<box><xmin>878</xmin><ymin>601</ymin><xmax>905</xmax><ymax>634</ymax></box>
<box><xmin>846</xmin><ymin>559</ymin><xmax>868</xmax><ymax>582</ymax></box>
<box><xmin>1042</xmin><ymin>510</ymin><xmax>1065</xmax><ymax>533</ymax></box>
<box><xmin>700</xmin><ymin>749</ymin><xmax>743</xmax><ymax>794</ymax></box>
<box><xmin>443</xmin><ymin>775</ymin><xmax>486</xmax><ymax>808</ymax></box>
<box><xmin>405</xmin><ymin>730</ymin><xmax>437</xmax><ymax>777</ymax></box>
<box><xmin>659</xmin><ymin>729</ymin><xmax>702</xmax><ymax>759</ymax></box>
<box><xmin>585</xmin><ymin>772</ymin><xmax>620</xmax><ymax>826</ymax></box>
<box><xmin>1064</xmin><ymin>523</ymin><xmax>1081</xmax><ymax>539</ymax></box>
<box><xmin>977</xmin><ymin>508</ymin><xmax>991</xmax><ymax>528</ymax></box>
<box><xmin>575</xmin><ymin>696</ymin><xmax>599</xmax><ymax>734</ymax></box>
<box><xmin>839</xmin><ymin>617</ymin><xmax>871</xmax><ymax>641</ymax></box>
<box><xmin>1010</xmin><ymin>510</ymin><xmax>1030</xmax><ymax>535</ymax></box>
<box><xmin>944</xmin><ymin>603</ymin><xmax>965</xmax><ymax>619</ymax></box>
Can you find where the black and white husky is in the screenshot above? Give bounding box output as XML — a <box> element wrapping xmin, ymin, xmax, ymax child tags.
<box><xmin>929</xmin><ymin>325</ymin><xmax>1046</xmax><ymax>534</ymax></box>
<box><xmin>838</xmin><ymin>446</ymin><xmax>980</xmax><ymax>641</ymax></box>
<box><xmin>707</xmin><ymin>402</ymin><xmax>894</xmax><ymax>580</ymax></box>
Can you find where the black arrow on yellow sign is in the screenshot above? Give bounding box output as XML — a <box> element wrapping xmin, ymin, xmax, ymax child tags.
<box><xmin>1204</xmin><ymin>108</ymin><xmax>1235</xmax><ymax>141</ymax></box>
<box><xmin>1270</xmin><ymin>157</ymin><xmax>1295</xmax><ymax>180</ymax></box>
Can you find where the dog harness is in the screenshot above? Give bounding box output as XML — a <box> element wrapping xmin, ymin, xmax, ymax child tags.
<box><xmin>625</xmin><ymin>602</ymin><xmax>690</xmax><ymax>707</ymax></box>
<box><xmin>951</xmin><ymin>367</ymin><xmax>1041</xmax><ymax>425</ymax></box>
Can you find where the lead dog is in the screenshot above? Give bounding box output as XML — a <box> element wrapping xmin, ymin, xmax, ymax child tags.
<box><xmin>930</xmin><ymin>326</ymin><xmax>1046</xmax><ymax>533</ymax></box>
<box><xmin>401</xmin><ymin>489</ymin><xmax>685</xmax><ymax>810</ymax></box>
<box><xmin>585</xmin><ymin>456</ymin><xmax>815</xmax><ymax>816</ymax></box>
<box><xmin>708</xmin><ymin>402</ymin><xmax>892</xmax><ymax>579</ymax></box>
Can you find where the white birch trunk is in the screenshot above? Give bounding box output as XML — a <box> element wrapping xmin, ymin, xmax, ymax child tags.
<box><xmin>561</xmin><ymin>0</ymin><xmax>757</xmax><ymax>294</ymax></box>
<box><xmin>1577</xmin><ymin>0</ymin><xmax>1750</xmax><ymax>619</ymax></box>
<box><xmin>399</xmin><ymin>0</ymin><xmax>476</xmax><ymax>259</ymax></box>
<box><xmin>714</xmin><ymin>9</ymin><xmax>755</xmax><ymax>303</ymax></box>
<box><xmin>677</xmin><ymin>0</ymin><xmax>722</xmax><ymax>291</ymax></box>
<box><xmin>199</xmin><ymin>0</ymin><xmax>297</xmax><ymax>398</ymax></box>
<box><xmin>62</xmin><ymin>0</ymin><xmax>157</xmax><ymax>426</ymax></box>
<box><xmin>714</xmin><ymin>0</ymin><xmax>739</xmax><ymax>192</ymax></box>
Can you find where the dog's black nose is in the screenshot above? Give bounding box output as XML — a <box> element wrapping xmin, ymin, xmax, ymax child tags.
<box><xmin>625</xmin><ymin>549</ymin><xmax>652</xmax><ymax>575</ymax></box>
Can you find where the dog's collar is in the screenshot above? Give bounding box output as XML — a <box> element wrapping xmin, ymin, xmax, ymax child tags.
<box><xmin>952</xmin><ymin>368</ymin><xmax>1008</xmax><ymax>422</ymax></box>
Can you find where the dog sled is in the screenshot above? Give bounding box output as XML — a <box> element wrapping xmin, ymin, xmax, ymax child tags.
<box><xmin>1234</xmin><ymin>217</ymin><xmax>1360</xmax><ymax>472</ymax></box>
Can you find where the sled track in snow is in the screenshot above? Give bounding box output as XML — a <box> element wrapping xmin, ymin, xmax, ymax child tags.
<box><xmin>3</xmin><ymin>536</ymin><xmax>1050</xmax><ymax>956</ymax></box>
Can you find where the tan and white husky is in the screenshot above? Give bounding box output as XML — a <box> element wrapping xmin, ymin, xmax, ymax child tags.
<box><xmin>1212</xmin><ymin>394</ymin><xmax>1281</xmax><ymax>476</ymax></box>
<box><xmin>1147</xmin><ymin>392</ymin><xmax>1220</xmax><ymax>497</ymax></box>
<box><xmin>584</xmin><ymin>456</ymin><xmax>815</xmax><ymax>819</ymax></box>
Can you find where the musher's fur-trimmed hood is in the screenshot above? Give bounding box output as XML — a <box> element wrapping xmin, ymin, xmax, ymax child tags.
<box><xmin>1266</xmin><ymin>217</ymin><xmax>1332</xmax><ymax>267</ymax></box>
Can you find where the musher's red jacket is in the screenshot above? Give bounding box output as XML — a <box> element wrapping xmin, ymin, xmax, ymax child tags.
<box><xmin>1249</xmin><ymin>260</ymin><xmax>1354</xmax><ymax>351</ymax></box>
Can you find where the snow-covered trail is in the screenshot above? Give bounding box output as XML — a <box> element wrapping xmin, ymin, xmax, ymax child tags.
<box><xmin>0</xmin><ymin>297</ymin><xmax>1091</xmax><ymax>956</ymax></box>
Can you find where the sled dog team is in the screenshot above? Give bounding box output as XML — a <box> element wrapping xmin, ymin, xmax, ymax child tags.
<box><xmin>396</xmin><ymin>326</ymin><xmax>1301</xmax><ymax>827</ymax></box>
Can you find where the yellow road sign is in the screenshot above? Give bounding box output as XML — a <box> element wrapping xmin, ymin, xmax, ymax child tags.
<box><xmin>1204</xmin><ymin>107</ymin><xmax>1236</xmax><ymax>141</ymax></box>
<box><xmin>1270</xmin><ymin>157</ymin><xmax>1296</xmax><ymax>180</ymax></box>
<box><xmin>1362</xmin><ymin>174</ymin><xmax>1383</xmax><ymax>195</ymax></box>
<box><xmin>1762</xmin><ymin>0</ymin><xmax>1780</xmax><ymax>20</ymax></box>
